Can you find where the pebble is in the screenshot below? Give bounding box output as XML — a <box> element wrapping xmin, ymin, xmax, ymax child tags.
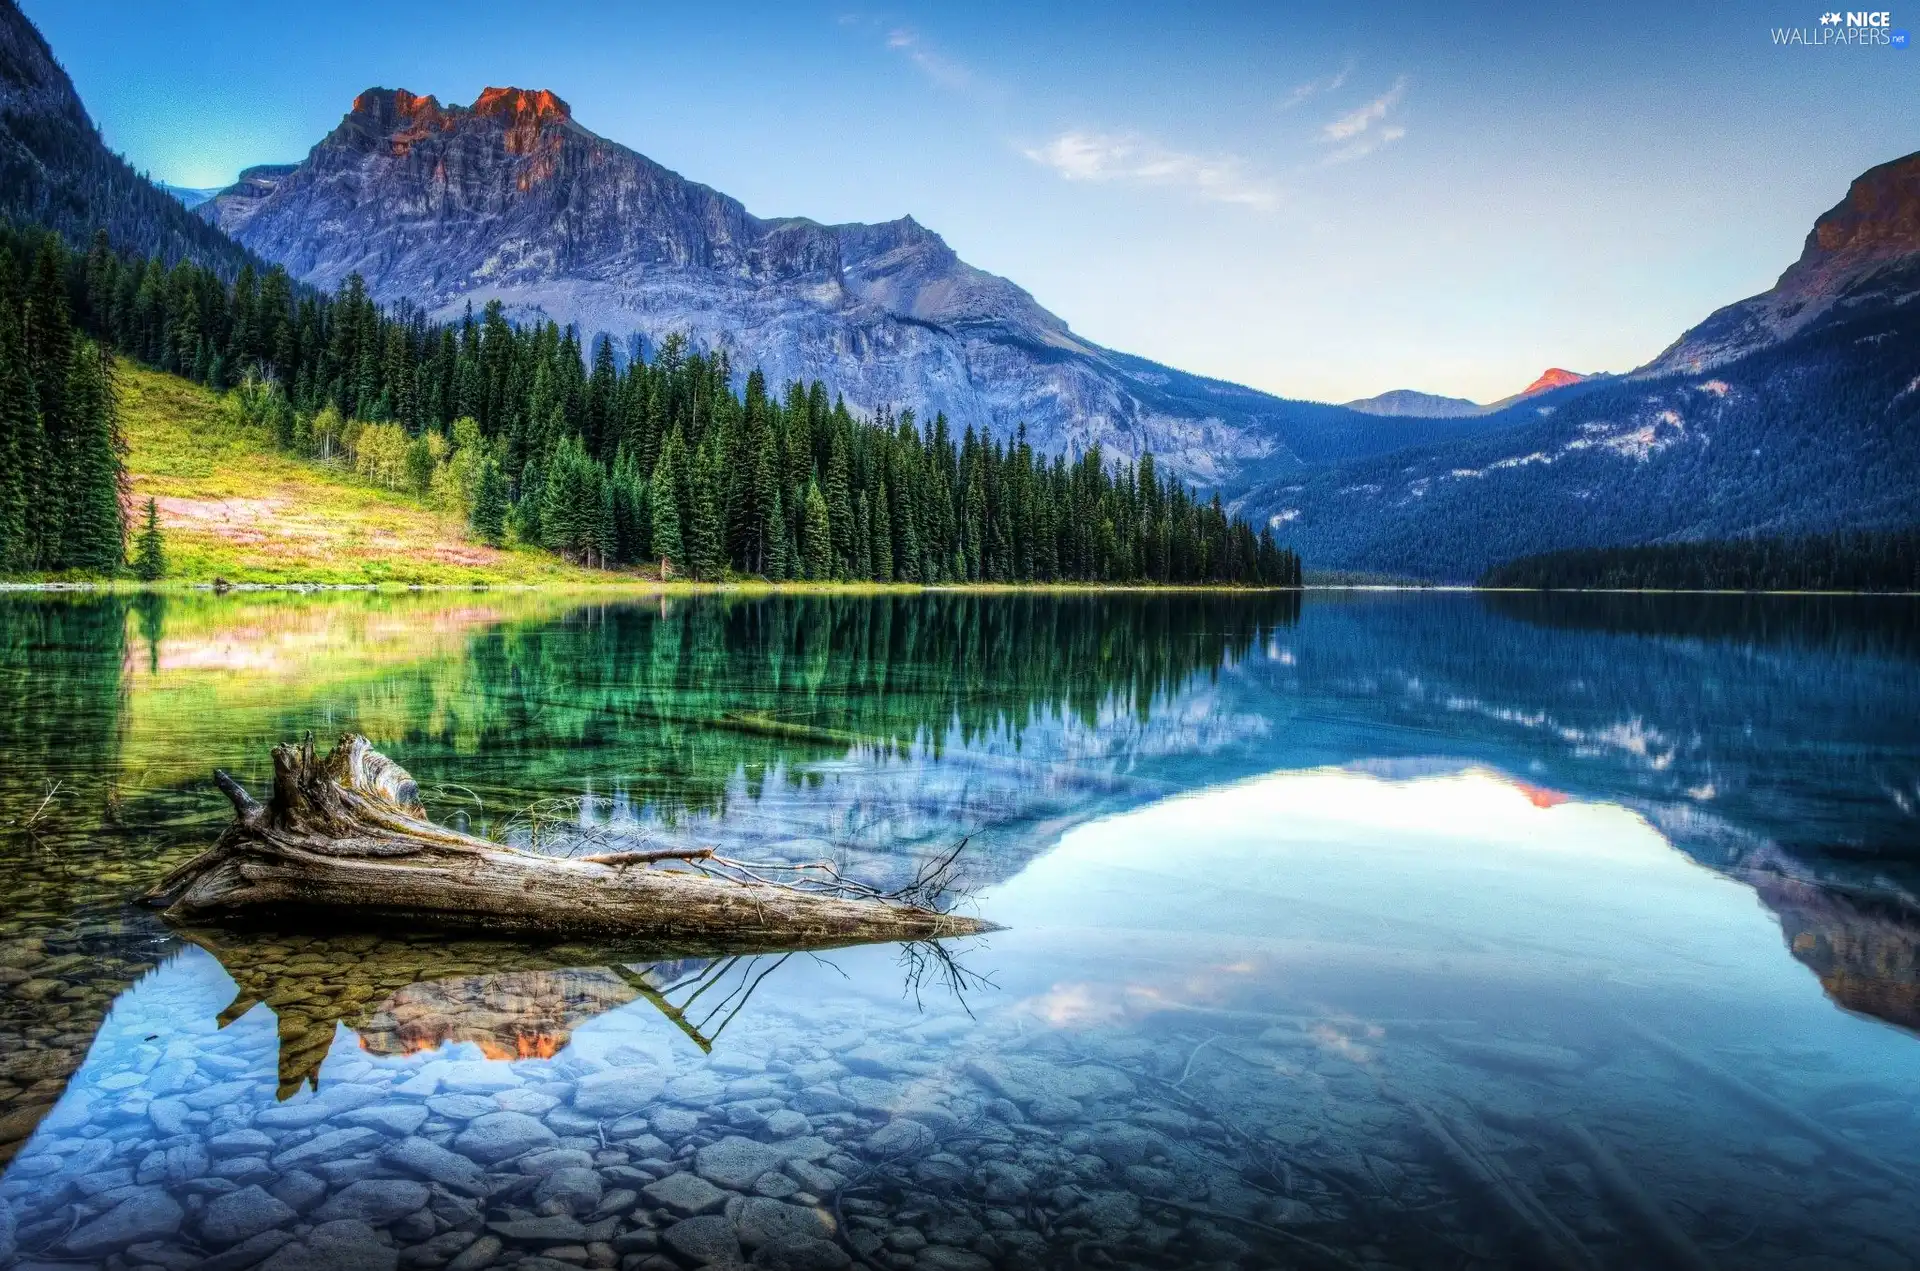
<box><xmin>695</xmin><ymin>1136</ymin><xmax>789</xmax><ymax>1190</ymax></box>
<box><xmin>383</xmin><ymin>1136</ymin><xmax>489</xmax><ymax>1195</ymax></box>
<box><xmin>753</xmin><ymin>1236</ymin><xmax>852</xmax><ymax>1271</ymax></box>
<box><xmin>534</xmin><ymin>1166</ymin><xmax>604</xmax><ymax>1215</ymax></box>
<box><xmin>339</xmin><ymin>1103</ymin><xmax>430</xmax><ymax>1137</ymax></box>
<box><xmin>736</xmin><ymin>1197</ymin><xmax>834</xmax><ymax>1249</ymax></box>
<box><xmin>269</xmin><ymin>1126</ymin><xmax>381</xmax><ymax>1171</ymax></box>
<box><xmin>260</xmin><ymin>1218</ymin><xmax>398</xmax><ymax>1271</ymax></box>
<box><xmin>574</xmin><ymin>1070</ymin><xmax>665</xmax><ymax>1118</ymax></box>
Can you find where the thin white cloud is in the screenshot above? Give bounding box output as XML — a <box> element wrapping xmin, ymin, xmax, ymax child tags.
<box><xmin>1282</xmin><ymin>61</ymin><xmax>1353</xmax><ymax>109</ymax></box>
<box><xmin>1324</xmin><ymin>124</ymin><xmax>1406</xmax><ymax>164</ymax></box>
<box><xmin>1318</xmin><ymin>76</ymin><xmax>1409</xmax><ymax>163</ymax></box>
<box><xmin>885</xmin><ymin>28</ymin><xmax>973</xmax><ymax>91</ymax></box>
<box><xmin>1023</xmin><ymin>130</ymin><xmax>1282</xmax><ymax>210</ymax></box>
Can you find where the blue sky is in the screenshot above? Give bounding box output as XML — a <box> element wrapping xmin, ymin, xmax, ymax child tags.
<box><xmin>23</xmin><ymin>0</ymin><xmax>1917</xmax><ymax>403</ymax></box>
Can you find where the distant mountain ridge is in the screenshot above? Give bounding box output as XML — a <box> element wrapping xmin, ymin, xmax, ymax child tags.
<box><xmin>196</xmin><ymin>84</ymin><xmax>1513</xmax><ymax>490</ymax></box>
<box><xmin>0</xmin><ymin>0</ymin><xmax>251</xmax><ymax>273</ymax></box>
<box><xmin>1240</xmin><ymin>150</ymin><xmax>1920</xmax><ymax>580</ymax></box>
<box><xmin>1342</xmin><ymin>368</ymin><xmax>1595</xmax><ymax>419</ymax></box>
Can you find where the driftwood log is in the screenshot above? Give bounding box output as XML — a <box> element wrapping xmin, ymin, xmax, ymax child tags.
<box><xmin>145</xmin><ymin>733</ymin><xmax>995</xmax><ymax>946</ymax></box>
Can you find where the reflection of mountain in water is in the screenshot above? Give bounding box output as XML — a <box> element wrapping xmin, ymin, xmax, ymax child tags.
<box><xmin>181</xmin><ymin>929</ymin><xmax>842</xmax><ymax>1097</ymax></box>
<box><xmin>4</xmin><ymin>586</ymin><xmax>1920</xmax><ymax>1163</ymax></box>
<box><xmin>1749</xmin><ymin>868</ymin><xmax>1920</xmax><ymax>1032</ymax></box>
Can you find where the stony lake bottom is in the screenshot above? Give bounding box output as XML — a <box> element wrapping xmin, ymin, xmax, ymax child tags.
<box><xmin>1</xmin><ymin>589</ymin><xmax>1918</xmax><ymax>1271</ymax></box>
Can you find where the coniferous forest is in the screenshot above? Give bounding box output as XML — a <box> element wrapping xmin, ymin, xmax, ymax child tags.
<box><xmin>0</xmin><ymin>230</ymin><xmax>126</xmax><ymax>575</ymax></box>
<box><xmin>1481</xmin><ymin>531</ymin><xmax>1920</xmax><ymax>592</ymax></box>
<box><xmin>0</xmin><ymin>225</ymin><xmax>1299</xmax><ymax>585</ymax></box>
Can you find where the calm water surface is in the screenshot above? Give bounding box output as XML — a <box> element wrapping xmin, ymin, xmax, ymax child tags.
<box><xmin>1</xmin><ymin>590</ymin><xmax>1917</xmax><ymax>1271</ymax></box>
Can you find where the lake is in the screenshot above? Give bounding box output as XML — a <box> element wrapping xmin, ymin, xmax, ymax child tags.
<box><xmin>1</xmin><ymin>589</ymin><xmax>1917</xmax><ymax>1271</ymax></box>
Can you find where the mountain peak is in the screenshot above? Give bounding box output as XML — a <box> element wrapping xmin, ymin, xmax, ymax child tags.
<box><xmin>1521</xmin><ymin>368</ymin><xmax>1585</xmax><ymax>395</ymax></box>
<box><xmin>471</xmin><ymin>86</ymin><xmax>571</xmax><ymax>124</ymax></box>
<box><xmin>1645</xmin><ymin>148</ymin><xmax>1920</xmax><ymax>375</ymax></box>
<box><xmin>1808</xmin><ymin>149</ymin><xmax>1920</xmax><ymax>264</ymax></box>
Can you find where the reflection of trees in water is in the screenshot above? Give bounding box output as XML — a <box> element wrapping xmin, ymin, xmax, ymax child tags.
<box><xmin>0</xmin><ymin>594</ymin><xmax>133</xmax><ymax>830</ymax></box>
<box><xmin>1483</xmin><ymin>590</ymin><xmax>1920</xmax><ymax>663</ymax></box>
<box><xmin>363</xmin><ymin>592</ymin><xmax>1302</xmax><ymax>823</ymax></box>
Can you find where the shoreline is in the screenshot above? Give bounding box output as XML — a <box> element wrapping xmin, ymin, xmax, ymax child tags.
<box><xmin>1</xmin><ymin>579</ymin><xmax>1916</xmax><ymax>597</ymax></box>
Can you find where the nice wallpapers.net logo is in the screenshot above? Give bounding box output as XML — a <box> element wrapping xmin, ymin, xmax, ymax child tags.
<box><xmin>1772</xmin><ymin>9</ymin><xmax>1908</xmax><ymax>44</ymax></box>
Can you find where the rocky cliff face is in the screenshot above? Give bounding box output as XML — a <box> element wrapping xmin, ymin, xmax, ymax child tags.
<box><xmin>201</xmin><ymin>85</ymin><xmax>1496</xmax><ymax>488</ymax></box>
<box><xmin>1646</xmin><ymin>150</ymin><xmax>1920</xmax><ymax>375</ymax></box>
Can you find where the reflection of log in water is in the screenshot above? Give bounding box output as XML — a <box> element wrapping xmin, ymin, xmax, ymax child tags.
<box><xmin>181</xmin><ymin>928</ymin><xmax>816</xmax><ymax>1097</ymax></box>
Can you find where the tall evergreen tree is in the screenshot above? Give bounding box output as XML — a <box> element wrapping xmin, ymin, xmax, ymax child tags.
<box><xmin>801</xmin><ymin>480</ymin><xmax>832</xmax><ymax>581</ymax></box>
<box><xmin>132</xmin><ymin>497</ymin><xmax>165</xmax><ymax>580</ymax></box>
<box><xmin>650</xmin><ymin>431</ymin><xmax>685</xmax><ymax>574</ymax></box>
<box><xmin>471</xmin><ymin>456</ymin><xmax>508</xmax><ymax>547</ymax></box>
<box><xmin>0</xmin><ymin>300</ymin><xmax>41</xmax><ymax>572</ymax></box>
<box><xmin>60</xmin><ymin>342</ymin><xmax>125</xmax><ymax>571</ymax></box>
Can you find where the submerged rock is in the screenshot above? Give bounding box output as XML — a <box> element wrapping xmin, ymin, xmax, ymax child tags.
<box><xmin>645</xmin><ymin>1169</ymin><xmax>730</xmax><ymax>1216</ymax></box>
<box><xmin>63</xmin><ymin>1187</ymin><xmax>185</xmax><ymax>1256</ymax></box>
<box><xmin>696</xmin><ymin>1136</ymin><xmax>789</xmax><ymax>1190</ymax></box>
<box><xmin>663</xmin><ymin>1213</ymin><xmax>742</xmax><ymax>1265</ymax></box>
<box><xmin>454</xmin><ymin>1110</ymin><xmax>556</xmax><ymax>1163</ymax></box>
<box><xmin>200</xmin><ymin>1183</ymin><xmax>298</xmax><ymax>1246</ymax></box>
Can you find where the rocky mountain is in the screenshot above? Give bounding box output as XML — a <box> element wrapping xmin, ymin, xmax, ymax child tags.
<box><xmin>198</xmin><ymin>85</ymin><xmax>1510</xmax><ymax>489</ymax></box>
<box><xmin>1646</xmin><ymin>150</ymin><xmax>1920</xmax><ymax>375</ymax></box>
<box><xmin>1342</xmin><ymin>368</ymin><xmax>1595</xmax><ymax>420</ymax></box>
<box><xmin>1241</xmin><ymin>150</ymin><xmax>1920</xmax><ymax>580</ymax></box>
<box><xmin>1341</xmin><ymin>388</ymin><xmax>1484</xmax><ymax>418</ymax></box>
<box><xmin>0</xmin><ymin>0</ymin><xmax>250</xmax><ymax>272</ymax></box>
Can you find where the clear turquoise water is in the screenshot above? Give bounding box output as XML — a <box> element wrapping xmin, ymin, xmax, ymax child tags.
<box><xmin>1</xmin><ymin>590</ymin><xmax>1917</xmax><ymax>1271</ymax></box>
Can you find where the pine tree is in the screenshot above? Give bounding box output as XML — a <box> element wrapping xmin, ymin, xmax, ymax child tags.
<box><xmin>650</xmin><ymin>432</ymin><xmax>684</xmax><ymax>575</ymax></box>
<box><xmin>824</xmin><ymin>437</ymin><xmax>854</xmax><ymax>578</ymax></box>
<box><xmin>766</xmin><ymin>487</ymin><xmax>790</xmax><ymax>581</ymax></box>
<box><xmin>470</xmin><ymin>456</ymin><xmax>508</xmax><ymax>546</ymax></box>
<box><xmin>132</xmin><ymin>497</ymin><xmax>165</xmax><ymax>581</ymax></box>
<box><xmin>685</xmin><ymin>436</ymin><xmax>725</xmax><ymax>580</ymax></box>
<box><xmin>871</xmin><ymin>481</ymin><xmax>894</xmax><ymax>582</ymax></box>
<box><xmin>514</xmin><ymin>459</ymin><xmax>545</xmax><ymax>545</ymax></box>
<box><xmin>801</xmin><ymin>480</ymin><xmax>832</xmax><ymax>581</ymax></box>
<box><xmin>0</xmin><ymin>300</ymin><xmax>41</xmax><ymax>572</ymax></box>
<box><xmin>61</xmin><ymin>342</ymin><xmax>125</xmax><ymax>572</ymax></box>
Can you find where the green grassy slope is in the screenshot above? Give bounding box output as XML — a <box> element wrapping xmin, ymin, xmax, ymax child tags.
<box><xmin>120</xmin><ymin>364</ymin><xmax>615</xmax><ymax>585</ymax></box>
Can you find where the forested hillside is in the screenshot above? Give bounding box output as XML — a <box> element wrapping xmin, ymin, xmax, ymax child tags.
<box><xmin>1482</xmin><ymin>530</ymin><xmax>1920</xmax><ymax>592</ymax></box>
<box><xmin>0</xmin><ymin>0</ymin><xmax>252</xmax><ymax>275</ymax></box>
<box><xmin>3</xmin><ymin>224</ymin><xmax>1298</xmax><ymax>585</ymax></box>
<box><xmin>0</xmin><ymin>230</ymin><xmax>122</xmax><ymax>574</ymax></box>
<box><xmin>1247</xmin><ymin>301</ymin><xmax>1920</xmax><ymax>581</ymax></box>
